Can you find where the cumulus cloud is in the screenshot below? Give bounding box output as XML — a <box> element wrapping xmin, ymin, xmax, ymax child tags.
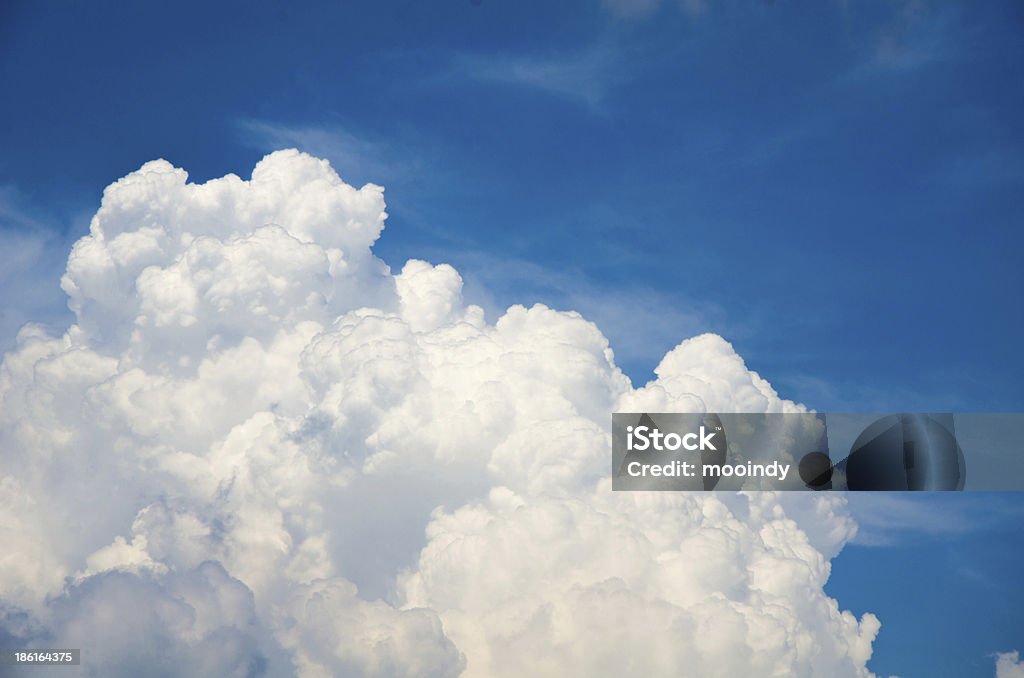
<box><xmin>0</xmin><ymin>150</ymin><xmax>877</xmax><ymax>676</ymax></box>
<box><xmin>997</xmin><ymin>651</ymin><xmax>1024</xmax><ymax>678</ymax></box>
<box><xmin>401</xmin><ymin>487</ymin><xmax>872</xmax><ymax>678</ymax></box>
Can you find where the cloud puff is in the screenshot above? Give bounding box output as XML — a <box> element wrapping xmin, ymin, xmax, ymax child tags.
<box><xmin>401</xmin><ymin>487</ymin><xmax>873</xmax><ymax>678</ymax></box>
<box><xmin>0</xmin><ymin>151</ymin><xmax>876</xmax><ymax>676</ymax></box>
<box><xmin>997</xmin><ymin>651</ymin><xmax>1024</xmax><ymax>678</ymax></box>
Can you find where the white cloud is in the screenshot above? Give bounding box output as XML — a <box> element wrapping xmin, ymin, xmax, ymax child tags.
<box><xmin>43</xmin><ymin>564</ymin><xmax>290</xmax><ymax>678</ymax></box>
<box><xmin>843</xmin><ymin>493</ymin><xmax>1024</xmax><ymax>547</ymax></box>
<box><xmin>0</xmin><ymin>150</ymin><xmax>878</xmax><ymax>676</ymax></box>
<box><xmin>451</xmin><ymin>47</ymin><xmax>622</xmax><ymax>109</ymax></box>
<box><xmin>237</xmin><ymin>120</ymin><xmax>411</xmax><ymax>191</ymax></box>
<box><xmin>401</xmin><ymin>487</ymin><xmax>874</xmax><ymax>678</ymax></box>
<box><xmin>601</xmin><ymin>0</ymin><xmax>706</xmax><ymax>20</ymax></box>
<box><xmin>438</xmin><ymin>249</ymin><xmax>727</xmax><ymax>381</ymax></box>
<box><xmin>997</xmin><ymin>651</ymin><xmax>1024</xmax><ymax>678</ymax></box>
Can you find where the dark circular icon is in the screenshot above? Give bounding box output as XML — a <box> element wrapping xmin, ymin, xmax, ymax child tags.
<box><xmin>843</xmin><ymin>414</ymin><xmax>965</xmax><ymax>491</ymax></box>
<box><xmin>798</xmin><ymin>451</ymin><xmax>833</xmax><ymax>488</ymax></box>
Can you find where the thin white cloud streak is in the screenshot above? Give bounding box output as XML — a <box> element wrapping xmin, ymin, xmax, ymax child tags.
<box><xmin>869</xmin><ymin>0</ymin><xmax>944</xmax><ymax>72</ymax></box>
<box><xmin>838</xmin><ymin>1</ymin><xmax>965</xmax><ymax>81</ymax></box>
<box><xmin>601</xmin><ymin>0</ymin><xmax>706</xmax><ymax>20</ymax></box>
<box><xmin>236</xmin><ymin>118</ymin><xmax>469</xmax><ymax>247</ymax></box>
<box><xmin>844</xmin><ymin>494</ymin><xmax>1024</xmax><ymax>547</ymax></box>
<box><xmin>237</xmin><ymin>119</ymin><xmax>409</xmax><ymax>188</ymax></box>
<box><xmin>449</xmin><ymin>46</ymin><xmax>624</xmax><ymax>109</ymax></box>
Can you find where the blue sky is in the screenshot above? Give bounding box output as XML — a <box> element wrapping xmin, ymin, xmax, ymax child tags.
<box><xmin>838</xmin><ymin>493</ymin><xmax>1024</xmax><ymax>676</ymax></box>
<box><xmin>1</xmin><ymin>1</ymin><xmax>1022</xmax><ymax>675</ymax></box>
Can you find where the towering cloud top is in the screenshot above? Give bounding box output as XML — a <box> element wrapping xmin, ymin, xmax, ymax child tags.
<box><xmin>61</xmin><ymin>151</ymin><xmax>392</xmax><ymax>362</ymax></box>
<box><xmin>0</xmin><ymin>152</ymin><xmax>876</xmax><ymax>677</ymax></box>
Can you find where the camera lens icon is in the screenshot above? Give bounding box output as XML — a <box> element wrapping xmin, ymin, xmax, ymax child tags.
<box><xmin>799</xmin><ymin>414</ymin><xmax>966</xmax><ymax>491</ymax></box>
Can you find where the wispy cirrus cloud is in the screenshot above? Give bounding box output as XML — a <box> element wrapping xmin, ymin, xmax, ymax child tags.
<box><xmin>235</xmin><ymin>117</ymin><xmax>473</xmax><ymax>250</ymax></box>
<box><xmin>845</xmin><ymin>493</ymin><xmax>1024</xmax><ymax>547</ymax></box>
<box><xmin>450</xmin><ymin>45</ymin><xmax>625</xmax><ymax>109</ymax></box>
<box><xmin>841</xmin><ymin>0</ymin><xmax>962</xmax><ymax>78</ymax></box>
<box><xmin>237</xmin><ymin>119</ymin><xmax>412</xmax><ymax>188</ymax></box>
<box><xmin>601</xmin><ymin>0</ymin><xmax>707</xmax><ymax>21</ymax></box>
<box><xmin>869</xmin><ymin>0</ymin><xmax>943</xmax><ymax>71</ymax></box>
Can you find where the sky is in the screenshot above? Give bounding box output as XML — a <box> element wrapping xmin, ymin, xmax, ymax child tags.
<box><xmin>0</xmin><ymin>1</ymin><xmax>1022</xmax><ymax>676</ymax></box>
<box><xmin>3</xmin><ymin>0</ymin><xmax>1023</xmax><ymax>411</ymax></box>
